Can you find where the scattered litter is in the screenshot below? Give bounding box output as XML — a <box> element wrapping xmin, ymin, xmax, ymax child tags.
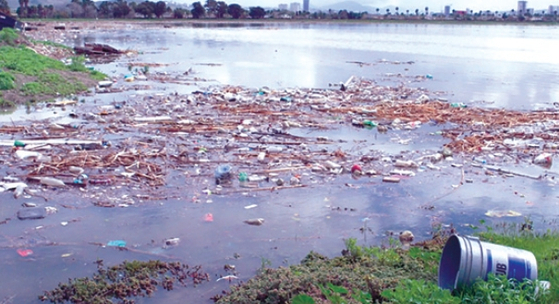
<box><xmin>533</xmin><ymin>153</ymin><xmax>552</xmax><ymax>168</ymax></box>
<box><xmin>107</xmin><ymin>240</ymin><xmax>126</xmax><ymax>247</ymax></box>
<box><xmin>399</xmin><ymin>230</ymin><xmax>414</xmax><ymax>249</ymax></box>
<box><xmin>216</xmin><ymin>275</ymin><xmax>238</xmax><ymax>282</ymax></box>
<box><xmin>389</xmin><ymin>169</ymin><xmax>415</xmax><ymax>176</ymax></box>
<box><xmin>165</xmin><ymin>237</ymin><xmax>180</xmax><ymax>246</ymax></box>
<box><xmin>45</xmin><ymin>206</ymin><xmax>58</xmax><ymax>215</ymax></box>
<box><xmin>17</xmin><ymin>249</ymin><xmax>33</xmax><ymax>257</ymax></box>
<box><xmin>244</xmin><ymin>218</ymin><xmax>264</xmax><ymax>226</ymax></box>
<box><xmin>244</xmin><ymin>204</ymin><xmax>258</xmax><ymax>209</ymax></box>
<box><xmin>394</xmin><ymin>160</ymin><xmax>418</xmax><ymax>168</ymax></box>
<box><xmin>204</xmin><ymin>213</ymin><xmax>214</xmax><ymax>222</ymax></box>
<box><xmin>485</xmin><ymin>210</ymin><xmax>522</xmax><ymax>218</ymax></box>
<box><xmin>17</xmin><ymin>207</ymin><xmax>47</xmax><ymax>220</ymax></box>
<box><xmin>383</xmin><ymin>176</ymin><xmax>401</xmax><ymax>183</ymax></box>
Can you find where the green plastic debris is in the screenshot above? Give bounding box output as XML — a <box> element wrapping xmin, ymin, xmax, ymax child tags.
<box><xmin>450</xmin><ymin>103</ymin><xmax>467</xmax><ymax>108</ymax></box>
<box><xmin>363</xmin><ymin>120</ymin><xmax>378</xmax><ymax>127</ymax></box>
<box><xmin>14</xmin><ymin>140</ymin><xmax>25</xmax><ymax>147</ymax></box>
<box><xmin>238</xmin><ymin>172</ymin><xmax>248</xmax><ymax>182</ymax></box>
<box><xmin>107</xmin><ymin>240</ymin><xmax>126</xmax><ymax>247</ymax></box>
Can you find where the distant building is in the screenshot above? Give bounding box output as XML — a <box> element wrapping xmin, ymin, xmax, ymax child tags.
<box><xmin>279</xmin><ymin>4</ymin><xmax>288</xmax><ymax>10</ymax></box>
<box><xmin>303</xmin><ymin>0</ymin><xmax>309</xmax><ymax>12</ymax></box>
<box><xmin>290</xmin><ymin>2</ymin><xmax>301</xmax><ymax>12</ymax></box>
<box><xmin>444</xmin><ymin>5</ymin><xmax>451</xmax><ymax>17</ymax></box>
<box><xmin>549</xmin><ymin>5</ymin><xmax>559</xmax><ymax>14</ymax></box>
<box><xmin>517</xmin><ymin>1</ymin><xmax>527</xmax><ymax>16</ymax></box>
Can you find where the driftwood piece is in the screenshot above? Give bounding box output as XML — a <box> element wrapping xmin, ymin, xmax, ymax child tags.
<box><xmin>74</xmin><ymin>43</ymin><xmax>121</xmax><ymax>56</ymax></box>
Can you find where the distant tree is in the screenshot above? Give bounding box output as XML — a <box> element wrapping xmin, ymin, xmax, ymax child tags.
<box><xmin>135</xmin><ymin>1</ymin><xmax>155</xmax><ymax>18</ymax></box>
<box><xmin>395</xmin><ymin>6</ymin><xmax>398</xmax><ymax>15</ymax></box>
<box><xmin>415</xmin><ymin>8</ymin><xmax>418</xmax><ymax>15</ymax></box>
<box><xmin>205</xmin><ymin>0</ymin><xmax>217</xmax><ymax>16</ymax></box>
<box><xmin>227</xmin><ymin>3</ymin><xmax>243</xmax><ymax>19</ymax></box>
<box><xmin>425</xmin><ymin>6</ymin><xmax>429</xmax><ymax>15</ymax></box>
<box><xmin>114</xmin><ymin>0</ymin><xmax>132</xmax><ymax>18</ymax></box>
<box><xmin>385</xmin><ymin>8</ymin><xmax>389</xmax><ymax>15</ymax></box>
<box><xmin>348</xmin><ymin>11</ymin><xmax>361</xmax><ymax>19</ymax></box>
<box><xmin>98</xmin><ymin>1</ymin><xmax>111</xmax><ymax>17</ymax></box>
<box><xmin>375</xmin><ymin>7</ymin><xmax>379</xmax><ymax>14</ymax></box>
<box><xmin>67</xmin><ymin>1</ymin><xmax>84</xmax><ymax>18</ymax></box>
<box><xmin>406</xmin><ymin>9</ymin><xmax>409</xmax><ymax>15</ymax></box>
<box><xmin>249</xmin><ymin>6</ymin><xmax>265</xmax><ymax>19</ymax></box>
<box><xmin>0</xmin><ymin>0</ymin><xmax>10</xmax><ymax>14</ymax></box>
<box><xmin>191</xmin><ymin>1</ymin><xmax>205</xmax><ymax>18</ymax></box>
<box><xmin>154</xmin><ymin>0</ymin><xmax>166</xmax><ymax>17</ymax></box>
<box><xmin>82</xmin><ymin>0</ymin><xmax>97</xmax><ymax>18</ymax></box>
<box><xmin>215</xmin><ymin>1</ymin><xmax>227</xmax><ymax>18</ymax></box>
<box><xmin>173</xmin><ymin>7</ymin><xmax>187</xmax><ymax>18</ymax></box>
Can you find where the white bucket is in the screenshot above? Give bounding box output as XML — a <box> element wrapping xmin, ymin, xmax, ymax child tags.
<box><xmin>438</xmin><ymin>234</ymin><xmax>538</xmax><ymax>290</ymax></box>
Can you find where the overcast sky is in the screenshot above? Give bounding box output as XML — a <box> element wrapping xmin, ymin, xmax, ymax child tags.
<box><xmin>229</xmin><ymin>0</ymin><xmax>554</xmax><ymax>11</ymax></box>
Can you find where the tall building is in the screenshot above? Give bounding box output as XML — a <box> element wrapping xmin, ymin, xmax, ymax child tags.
<box><xmin>444</xmin><ymin>5</ymin><xmax>451</xmax><ymax>17</ymax></box>
<box><xmin>279</xmin><ymin>4</ymin><xmax>288</xmax><ymax>10</ymax></box>
<box><xmin>549</xmin><ymin>5</ymin><xmax>559</xmax><ymax>14</ymax></box>
<box><xmin>290</xmin><ymin>2</ymin><xmax>301</xmax><ymax>12</ymax></box>
<box><xmin>517</xmin><ymin>1</ymin><xmax>527</xmax><ymax>16</ymax></box>
<box><xmin>303</xmin><ymin>0</ymin><xmax>309</xmax><ymax>12</ymax></box>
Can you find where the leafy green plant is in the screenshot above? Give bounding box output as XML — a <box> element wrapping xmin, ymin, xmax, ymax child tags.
<box><xmin>318</xmin><ymin>283</ymin><xmax>349</xmax><ymax>304</ymax></box>
<box><xmin>0</xmin><ymin>28</ymin><xmax>18</xmax><ymax>46</ymax></box>
<box><xmin>0</xmin><ymin>71</ymin><xmax>15</xmax><ymax>90</ymax></box>
<box><xmin>291</xmin><ymin>294</ymin><xmax>315</xmax><ymax>304</ymax></box>
<box><xmin>407</xmin><ymin>246</ymin><xmax>441</xmax><ymax>275</ymax></box>
<box><xmin>475</xmin><ymin>222</ymin><xmax>559</xmax><ymax>303</ymax></box>
<box><xmin>381</xmin><ymin>279</ymin><xmax>460</xmax><ymax>304</ymax></box>
<box><xmin>458</xmin><ymin>273</ymin><xmax>545</xmax><ymax>304</ymax></box>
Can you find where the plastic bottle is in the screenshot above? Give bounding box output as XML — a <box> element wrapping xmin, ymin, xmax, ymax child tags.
<box><xmin>238</xmin><ymin>172</ymin><xmax>248</xmax><ymax>182</ymax></box>
<box><xmin>38</xmin><ymin>177</ymin><xmax>66</xmax><ymax>187</ymax></box>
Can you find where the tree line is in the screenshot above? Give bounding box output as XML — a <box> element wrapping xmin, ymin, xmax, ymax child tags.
<box><xmin>7</xmin><ymin>0</ymin><xmax>557</xmax><ymax>21</ymax></box>
<box><xmin>8</xmin><ymin>0</ymin><xmax>368</xmax><ymax>20</ymax></box>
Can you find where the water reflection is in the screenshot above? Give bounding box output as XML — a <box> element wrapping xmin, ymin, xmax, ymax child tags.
<box><xmin>63</xmin><ymin>22</ymin><xmax>559</xmax><ymax>110</ymax></box>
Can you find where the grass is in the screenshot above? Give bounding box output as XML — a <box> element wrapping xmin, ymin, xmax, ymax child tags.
<box><xmin>0</xmin><ymin>28</ymin><xmax>107</xmax><ymax>103</ymax></box>
<box><xmin>214</xmin><ymin>220</ymin><xmax>559</xmax><ymax>304</ymax></box>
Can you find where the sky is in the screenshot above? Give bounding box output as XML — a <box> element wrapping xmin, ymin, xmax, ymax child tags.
<box><xmin>228</xmin><ymin>0</ymin><xmax>555</xmax><ymax>12</ymax></box>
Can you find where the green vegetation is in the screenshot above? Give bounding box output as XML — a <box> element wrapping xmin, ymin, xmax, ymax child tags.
<box><xmin>214</xmin><ymin>220</ymin><xmax>558</xmax><ymax>304</ymax></box>
<box><xmin>0</xmin><ymin>71</ymin><xmax>15</xmax><ymax>90</ymax></box>
<box><xmin>39</xmin><ymin>260</ymin><xmax>209</xmax><ymax>303</ymax></box>
<box><xmin>0</xmin><ymin>27</ymin><xmax>18</xmax><ymax>46</ymax></box>
<box><xmin>0</xmin><ymin>28</ymin><xmax>106</xmax><ymax>107</ymax></box>
<box><xmin>21</xmin><ymin>73</ymin><xmax>88</xmax><ymax>96</ymax></box>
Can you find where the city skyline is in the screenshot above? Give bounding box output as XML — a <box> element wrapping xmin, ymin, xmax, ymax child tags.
<box><xmin>229</xmin><ymin>0</ymin><xmax>556</xmax><ymax>11</ymax></box>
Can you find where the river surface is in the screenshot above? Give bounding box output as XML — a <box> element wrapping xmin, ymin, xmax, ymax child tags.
<box><xmin>1</xmin><ymin>22</ymin><xmax>559</xmax><ymax>304</ymax></box>
<box><xmin>69</xmin><ymin>21</ymin><xmax>559</xmax><ymax>110</ymax></box>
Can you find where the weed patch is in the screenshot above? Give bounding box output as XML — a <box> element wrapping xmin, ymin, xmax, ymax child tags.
<box><xmin>39</xmin><ymin>259</ymin><xmax>209</xmax><ymax>303</ymax></box>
